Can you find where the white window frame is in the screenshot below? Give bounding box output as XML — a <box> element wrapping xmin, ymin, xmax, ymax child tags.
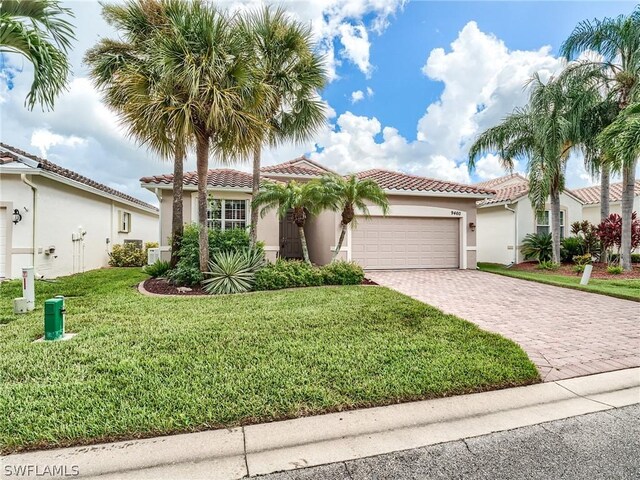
<box><xmin>118</xmin><ymin>210</ymin><xmax>132</xmax><ymax>233</ymax></box>
<box><xmin>206</xmin><ymin>198</ymin><xmax>248</xmax><ymax>231</ymax></box>
<box><xmin>536</xmin><ymin>210</ymin><xmax>564</xmax><ymax>238</ymax></box>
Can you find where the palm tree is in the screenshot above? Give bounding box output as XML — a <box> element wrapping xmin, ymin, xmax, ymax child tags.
<box><xmin>140</xmin><ymin>1</ymin><xmax>270</xmax><ymax>272</ymax></box>
<box><xmin>84</xmin><ymin>0</ymin><xmax>188</xmax><ymax>268</ymax></box>
<box><xmin>252</xmin><ymin>180</ymin><xmax>325</xmax><ymax>264</ymax></box>
<box><xmin>561</xmin><ymin>6</ymin><xmax>640</xmax><ymax>270</ymax></box>
<box><xmin>240</xmin><ymin>7</ymin><xmax>327</xmax><ymax>246</ymax></box>
<box><xmin>319</xmin><ymin>174</ymin><xmax>389</xmax><ymax>261</ymax></box>
<box><xmin>598</xmin><ymin>101</ymin><xmax>640</xmax><ymax>270</ymax></box>
<box><xmin>469</xmin><ymin>75</ymin><xmax>597</xmax><ymax>263</ymax></box>
<box><xmin>0</xmin><ymin>0</ymin><xmax>75</xmax><ymax>109</ymax></box>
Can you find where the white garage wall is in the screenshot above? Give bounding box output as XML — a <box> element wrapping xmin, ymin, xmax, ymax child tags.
<box><xmin>476</xmin><ymin>205</ymin><xmax>516</xmax><ymax>265</ymax></box>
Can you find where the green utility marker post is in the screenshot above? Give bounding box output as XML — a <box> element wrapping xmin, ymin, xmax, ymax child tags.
<box><xmin>44</xmin><ymin>297</ymin><xmax>65</xmax><ymax>340</ymax></box>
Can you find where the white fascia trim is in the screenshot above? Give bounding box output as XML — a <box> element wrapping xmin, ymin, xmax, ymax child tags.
<box><xmin>8</xmin><ymin>170</ymin><xmax>159</xmax><ymax>215</ymax></box>
<box><xmin>384</xmin><ymin>189</ymin><xmax>493</xmax><ymax>200</ymax></box>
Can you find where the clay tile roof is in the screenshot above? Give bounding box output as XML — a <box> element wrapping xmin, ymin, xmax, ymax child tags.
<box><xmin>0</xmin><ymin>143</ymin><xmax>158</xmax><ymax>211</ymax></box>
<box><xmin>260</xmin><ymin>156</ymin><xmax>336</xmax><ymax>176</ymax></box>
<box><xmin>474</xmin><ymin>172</ymin><xmax>528</xmax><ymax>189</ymax></box>
<box><xmin>141</xmin><ymin>169</ymin><xmax>254</xmax><ymax>189</ymax></box>
<box><xmin>477</xmin><ymin>181</ymin><xmax>530</xmax><ymax>206</ymax></box>
<box><xmin>573</xmin><ymin>180</ymin><xmax>640</xmax><ymax>205</ymax></box>
<box><xmin>355</xmin><ymin>169</ymin><xmax>495</xmax><ymax>196</ymax></box>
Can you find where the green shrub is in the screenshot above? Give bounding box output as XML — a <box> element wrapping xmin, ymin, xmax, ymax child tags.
<box><xmin>203</xmin><ymin>249</ymin><xmax>265</xmax><ymax>295</ymax></box>
<box><xmin>536</xmin><ymin>260</ymin><xmax>559</xmax><ymax>271</ymax></box>
<box><xmin>522</xmin><ymin>233</ymin><xmax>553</xmax><ymax>263</ymax></box>
<box><xmin>607</xmin><ymin>265</ymin><xmax>624</xmax><ymax>275</ymax></box>
<box><xmin>321</xmin><ymin>261</ymin><xmax>364</xmax><ymax>285</ymax></box>
<box><xmin>608</xmin><ymin>253</ymin><xmax>640</xmax><ymax>264</ymax></box>
<box><xmin>572</xmin><ymin>254</ymin><xmax>592</xmax><ymax>267</ymax></box>
<box><xmin>144</xmin><ymin>260</ymin><xmax>170</xmax><ymax>278</ymax></box>
<box><xmin>109</xmin><ymin>243</ymin><xmax>146</xmax><ymax>267</ymax></box>
<box><xmin>168</xmin><ymin>224</ymin><xmax>255</xmax><ymax>286</ymax></box>
<box><xmin>572</xmin><ymin>264</ymin><xmax>585</xmax><ymax>274</ymax></box>
<box><xmin>254</xmin><ymin>259</ymin><xmax>324</xmax><ymax>291</ymax></box>
<box><xmin>561</xmin><ymin>237</ymin><xmax>583</xmax><ymax>263</ymax></box>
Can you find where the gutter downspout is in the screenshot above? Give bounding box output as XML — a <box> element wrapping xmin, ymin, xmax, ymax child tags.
<box><xmin>504</xmin><ymin>203</ymin><xmax>517</xmax><ymax>267</ymax></box>
<box><xmin>20</xmin><ymin>174</ymin><xmax>38</xmax><ymax>271</ymax></box>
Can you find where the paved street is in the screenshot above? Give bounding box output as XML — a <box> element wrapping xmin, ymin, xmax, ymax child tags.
<box><xmin>258</xmin><ymin>404</ymin><xmax>640</xmax><ymax>480</ymax></box>
<box><xmin>367</xmin><ymin>270</ymin><xmax>640</xmax><ymax>381</ymax></box>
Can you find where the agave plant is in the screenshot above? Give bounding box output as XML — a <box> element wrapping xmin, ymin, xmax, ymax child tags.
<box><xmin>202</xmin><ymin>249</ymin><xmax>266</xmax><ymax>295</ymax></box>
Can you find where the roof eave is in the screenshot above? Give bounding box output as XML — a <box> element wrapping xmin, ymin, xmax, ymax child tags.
<box><xmin>384</xmin><ymin>188</ymin><xmax>494</xmax><ymax>199</ymax></box>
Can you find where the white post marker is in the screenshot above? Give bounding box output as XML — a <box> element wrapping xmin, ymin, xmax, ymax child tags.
<box><xmin>580</xmin><ymin>264</ymin><xmax>593</xmax><ymax>285</ymax></box>
<box><xmin>22</xmin><ymin>267</ymin><xmax>35</xmax><ymax>311</ymax></box>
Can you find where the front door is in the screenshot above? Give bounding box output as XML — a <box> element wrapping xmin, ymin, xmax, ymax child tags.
<box><xmin>280</xmin><ymin>210</ymin><xmax>302</xmax><ymax>259</ymax></box>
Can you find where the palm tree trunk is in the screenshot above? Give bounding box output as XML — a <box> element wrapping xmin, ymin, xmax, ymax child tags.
<box><xmin>550</xmin><ymin>189</ymin><xmax>562</xmax><ymax>263</ymax></box>
<box><xmin>196</xmin><ymin>135</ymin><xmax>210</xmax><ymax>273</ymax></box>
<box><xmin>332</xmin><ymin>223</ymin><xmax>348</xmax><ymax>261</ymax></box>
<box><xmin>620</xmin><ymin>159</ymin><xmax>637</xmax><ymax>271</ymax></box>
<box><xmin>250</xmin><ymin>143</ymin><xmax>261</xmax><ymax>246</ymax></box>
<box><xmin>298</xmin><ymin>225</ymin><xmax>310</xmax><ymax>264</ymax></box>
<box><xmin>600</xmin><ymin>162</ymin><xmax>610</xmax><ymax>222</ymax></box>
<box><xmin>170</xmin><ymin>146</ymin><xmax>184</xmax><ymax>268</ymax></box>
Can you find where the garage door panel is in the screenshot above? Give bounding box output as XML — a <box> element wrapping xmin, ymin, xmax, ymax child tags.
<box><xmin>351</xmin><ymin>216</ymin><xmax>459</xmax><ymax>269</ymax></box>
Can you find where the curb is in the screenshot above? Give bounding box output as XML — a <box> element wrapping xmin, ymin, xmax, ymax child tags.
<box><xmin>2</xmin><ymin>368</ymin><xmax>638</xmax><ymax>480</ymax></box>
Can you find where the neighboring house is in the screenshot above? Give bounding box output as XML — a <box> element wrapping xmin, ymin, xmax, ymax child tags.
<box><xmin>475</xmin><ymin>173</ymin><xmax>584</xmax><ymax>265</ymax></box>
<box><xmin>573</xmin><ymin>180</ymin><xmax>640</xmax><ymax>225</ymax></box>
<box><xmin>141</xmin><ymin>157</ymin><xmax>494</xmax><ymax>270</ymax></box>
<box><xmin>0</xmin><ymin>143</ymin><xmax>159</xmax><ymax>280</ymax></box>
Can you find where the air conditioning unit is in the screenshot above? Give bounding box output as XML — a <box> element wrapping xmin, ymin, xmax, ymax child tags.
<box><xmin>147</xmin><ymin>248</ymin><xmax>160</xmax><ymax>265</ymax></box>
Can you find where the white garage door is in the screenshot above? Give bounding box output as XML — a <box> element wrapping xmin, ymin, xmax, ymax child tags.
<box><xmin>0</xmin><ymin>207</ymin><xmax>6</xmax><ymax>278</ymax></box>
<box><xmin>351</xmin><ymin>216</ymin><xmax>460</xmax><ymax>269</ymax></box>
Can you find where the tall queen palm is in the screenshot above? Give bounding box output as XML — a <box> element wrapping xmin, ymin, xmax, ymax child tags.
<box><xmin>469</xmin><ymin>74</ymin><xmax>599</xmax><ymax>263</ymax></box>
<box><xmin>561</xmin><ymin>6</ymin><xmax>640</xmax><ymax>270</ymax></box>
<box><xmin>0</xmin><ymin>0</ymin><xmax>75</xmax><ymax>109</ymax></box>
<box><xmin>240</xmin><ymin>6</ymin><xmax>327</xmax><ymax>246</ymax></box>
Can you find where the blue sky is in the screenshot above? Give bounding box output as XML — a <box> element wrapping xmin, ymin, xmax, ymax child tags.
<box><xmin>1</xmin><ymin>1</ymin><xmax>637</xmax><ymax>204</ymax></box>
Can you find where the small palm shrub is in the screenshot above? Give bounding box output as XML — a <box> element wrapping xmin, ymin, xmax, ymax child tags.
<box><xmin>254</xmin><ymin>259</ymin><xmax>324</xmax><ymax>291</ymax></box>
<box><xmin>321</xmin><ymin>261</ymin><xmax>364</xmax><ymax>285</ymax></box>
<box><xmin>560</xmin><ymin>237</ymin><xmax>583</xmax><ymax>263</ymax></box>
<box><xmin>203</xmin><ymin>249</ymin><xmax>266</xmax><ymax>295</ymax></box>
<box><xmin>144</xmin><ymin>260</ymin><xmax>170</xmax><ymax>278</ymax></box>
<box><xmin>521</xmin><ymin>233</ymin><xmax>553</xmax><ymax>263</ymax></box>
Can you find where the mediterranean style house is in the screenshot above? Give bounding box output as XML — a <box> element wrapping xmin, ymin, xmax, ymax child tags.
<box><xmin>0</xmin><ymin>143</ymin><xmax>159</xmax><ymax>279</ymax></box>
<box><xmin>475</xmin><ymin>173</ymin><xmax>640</xmax><ymax>265</ymax></box>
<box><xmin>140</xmin><ymin>157</ymin><xmax>495</xmax><ymax>270</ymax></box>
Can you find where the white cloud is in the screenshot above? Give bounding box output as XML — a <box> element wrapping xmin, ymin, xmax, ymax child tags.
<box><xmin>31</xmin><ymin>129</ymin><xmax>86</xmax><ymax>157</ymax></box>
<box><xmin>351</xmin><ymin>90</ymin><xmax>365</xmax><ymax>103</ymax></box>
<box><xmin>366</xmin><ymin>86</ymin><xmax>374</xmax><ymax>97</ymax></box>
<box><xmin>338</xmin><ymin>23</ymin><xmax>372</xmax><ymax>76</ymax></box>
<box><xmin>474</xmin><ymin>153</ymin><xmax>523</xmax><ymax>180</ymax></box>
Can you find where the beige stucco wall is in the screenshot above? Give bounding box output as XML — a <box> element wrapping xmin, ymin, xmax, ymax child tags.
<box><xmin>1</xmin><ymin>173</ymin><xmax>158</xmax><ymax>279</ymax></box>
<box><xmin>583</xmin><ymin>197</ymin><xmax>640</xmax><ymax>225</ymax></box>
<box><xmin>306</xmin><ymin>210</ymin><xmax>344</xmax><ymax>265</ymax></box>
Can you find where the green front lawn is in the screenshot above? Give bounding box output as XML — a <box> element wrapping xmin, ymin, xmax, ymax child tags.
<box><xmin>478</xmin><ymin>263</ymin><xmax>640</xmax><ymax>301</ymax></box>
<box><xmin>0</xmin><ymin>269</ymin><xmax>537</xmax><ymax>453</ymax></box>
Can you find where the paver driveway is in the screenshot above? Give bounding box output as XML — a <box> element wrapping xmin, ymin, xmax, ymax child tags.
<box><xmin>366</xmin><ymin>270</ymin><xmax>640</xmax><ymax>382</ymax></box>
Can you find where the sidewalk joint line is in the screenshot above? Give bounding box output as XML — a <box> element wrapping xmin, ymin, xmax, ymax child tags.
<box><xmin>555</xmin><ymin>382</ymin><xmax>616</xmax><ymax>409</ymax></box>
<box><xmin>343</xmin><ymin>461</ymin><xmax>355</xmax><ymax>480</ymax></box>
<box><xmin>242</xmin><ymin>426</ymin><xmax>250</xmax><ymax>478</ymax></box>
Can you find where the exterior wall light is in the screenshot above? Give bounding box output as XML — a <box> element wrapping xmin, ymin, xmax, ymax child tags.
<box><xmin>12</xmin><ymin>208</ymin><xmax>22</xmax><ymax>225</ymax></box>
<box><xmin>469</xmin><ymin>222</ymin><xmax>476</xmax><ymax>232</ymax></box>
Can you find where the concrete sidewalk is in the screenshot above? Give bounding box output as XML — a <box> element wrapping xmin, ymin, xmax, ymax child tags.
<box><xmin>2</xmin><ymin>368</ymin><xmax>639</xmax><ymax>480</ymax></box>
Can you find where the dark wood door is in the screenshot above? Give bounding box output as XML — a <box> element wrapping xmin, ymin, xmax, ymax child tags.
<box><xmin>280</xmin><ymin>210</ymin><xmax>303</xmax><ymax>259</ymax></box>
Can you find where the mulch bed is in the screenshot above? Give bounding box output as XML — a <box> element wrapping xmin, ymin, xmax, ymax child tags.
<box><xmin>512</xmin><ymin>261</ymin><xmax>640</xmax><ymax>279</ymax></box>
<box><xmin>143</xmin><ymin>277</ymin><xmax>379</xmax><ymax>296</ymax></box>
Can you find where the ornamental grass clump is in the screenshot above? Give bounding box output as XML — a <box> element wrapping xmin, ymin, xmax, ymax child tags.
<box><xmin>203</xmin><ymin>248</ymin><xmax>266</xmax><ymax>295</ymax></box>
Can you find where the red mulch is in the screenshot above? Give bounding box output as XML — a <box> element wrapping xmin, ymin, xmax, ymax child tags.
<box><xmin>143</xmin><ymin>278</ymin><xmax>207</xmax><ymax>295</ymax></box>
<box><xmin>143</xmin><ymin>277</ymin><xmax>379</xmax><ymax>296</ymax></box>
<box><xmin>512</xmin><ymin>262</ymin><xmax>640</xmax><ymax>279</ymax></box>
